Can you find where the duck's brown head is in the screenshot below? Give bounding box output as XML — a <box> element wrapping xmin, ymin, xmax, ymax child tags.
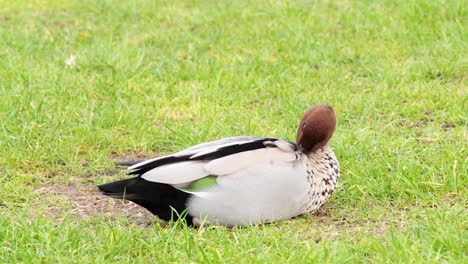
<box><xmin>296</xmin><ymin>105</ymin><xmax>336</xmax><ymax>154</ymax></box>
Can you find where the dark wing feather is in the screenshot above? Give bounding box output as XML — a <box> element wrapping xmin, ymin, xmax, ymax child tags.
<box><xmin>129</xmin><ymin>137</ymin><xmax>284</xmax><ymax>176</ymax></box>
<box><xmin>190</xmin><ymin>138</ymin><xmax>278</xmax><ymax>160</ymax></box>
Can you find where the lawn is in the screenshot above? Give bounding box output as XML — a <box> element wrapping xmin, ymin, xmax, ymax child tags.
<box><xmin>0</xmin><ymin>0</ymin><xmax>466</xmax><ymax>262</ymax></box>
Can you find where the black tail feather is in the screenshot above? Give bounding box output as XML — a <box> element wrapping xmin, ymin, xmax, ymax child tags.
<box><xmin>98</xmin><ymin>177</ymin><xmax>193</xmax><ymax>225</ymax></box>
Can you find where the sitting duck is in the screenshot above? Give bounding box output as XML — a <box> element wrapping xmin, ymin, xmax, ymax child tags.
<box><xmin>98</xmin><ymin>104</ymin><xmax>340</xmax><ymax>226</ymax></box>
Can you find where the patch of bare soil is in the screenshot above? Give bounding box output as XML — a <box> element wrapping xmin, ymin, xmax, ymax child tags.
<box><xmin>109</xmin><ymin>150</ymin><xmax>153</xmax><ymax>165</ymax></box>
<box><xmin>35</xmin><ymin>184</ymin><xmax>155</xmax><ymax>227</ymax></box>
<box><xmin>35</xmin><ymin>153</ymin><xmax>158</xmax><ymax>226</ymax></box>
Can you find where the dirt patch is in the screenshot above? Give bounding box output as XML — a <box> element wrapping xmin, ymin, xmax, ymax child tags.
<box><xmin>35</xmin><ymin>153</ymin><xmax>158</xmax><ymax>226</ymax></box>
<box><xmin>441</xmin><ymin>122</ymin><xmax>455</xmax><ymax>130</ymax></box>
<box><xmin>109</xmin><ymin>150</ymin><xmax>152</xmax><ymax>161</ymax></box>
<box><xmin>109</xmin><ymin>151</ymin><xmax>154</xmax><ymax>166</ymax></box>
<box><xmin>35</xmin><ymin>184</ymin><xmax>155</xmax><ymax>227</ymax></box>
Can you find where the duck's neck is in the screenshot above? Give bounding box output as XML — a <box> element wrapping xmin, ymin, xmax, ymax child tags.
<box><xmin>302</xmin><ymin>145</ymin><xmax>340</xmax><ymax>213</ymax></box>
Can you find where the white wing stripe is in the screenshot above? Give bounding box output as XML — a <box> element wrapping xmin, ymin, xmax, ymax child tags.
<box><xmin>141</xmin><ymin>161</ymin><xmax>208</xmax><ymax>184</ymax></box>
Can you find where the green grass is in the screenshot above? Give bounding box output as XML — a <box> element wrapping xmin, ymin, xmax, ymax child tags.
<box><xmin>0</xmin><ymin>0</ymin><xmax>467</xmax><ymax>262</ymax></box>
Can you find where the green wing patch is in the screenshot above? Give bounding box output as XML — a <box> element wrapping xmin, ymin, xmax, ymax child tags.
<box><xmin>181</xmin><ymin>176</ymin><xmax>218</xmax><ymax>192</ymax></box>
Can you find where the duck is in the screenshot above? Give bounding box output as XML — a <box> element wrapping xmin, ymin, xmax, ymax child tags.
<box><xmin>98</xmin><ymin>104</ymin><xmax>340</xmax><ymax>226</ymax></box>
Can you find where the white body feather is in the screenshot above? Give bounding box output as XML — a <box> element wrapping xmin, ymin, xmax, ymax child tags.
<box><xmin>188</xmin><ymin>160</ymin><xmax>310</xmax><ymax>226</ymax></box>
<box><xmin>131</xmin><ymin>137</ymin><xmax>339</xmax><ymax>226</ymax></box>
